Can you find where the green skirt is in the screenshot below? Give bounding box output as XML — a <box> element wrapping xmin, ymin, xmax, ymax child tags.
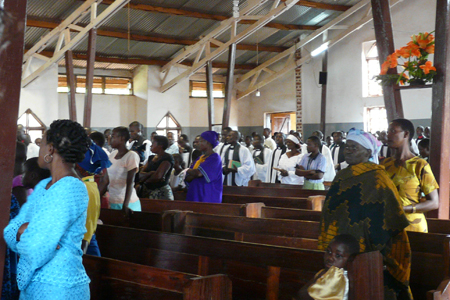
<box><xmin>303</xmin><ymin>180</ymin><xmax>325</xmax><ymax>190</ymax></box>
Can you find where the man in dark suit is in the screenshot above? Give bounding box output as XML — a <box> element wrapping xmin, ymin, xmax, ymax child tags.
<box><xmin>330</xmin><ymin>131</ymin><xmax>346</xmax><ymax>171</ymax></box>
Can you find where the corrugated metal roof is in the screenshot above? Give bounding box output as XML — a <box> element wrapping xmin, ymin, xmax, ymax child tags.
<box><xmin>25</xmin><ymin>0</ymin><xmax>365</xmax><ymax>71</ymax></box>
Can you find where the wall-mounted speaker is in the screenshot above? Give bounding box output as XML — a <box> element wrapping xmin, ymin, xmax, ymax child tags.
<box><xmin>319</xmin><ymin>72</ymin><xmax>327</xmax><ymax>85</ymax></box>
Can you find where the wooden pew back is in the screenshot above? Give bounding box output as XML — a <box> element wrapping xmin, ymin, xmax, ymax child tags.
<box><xmin>223</xmin><ymin>185</ymin><xmax>327</xmax><ymax>197</ymax></box>
<box><xmin>96</xmin><ymin>224</ymin><xmax>324</xmax><ymax>300</ymax></box>
<box><xmin>84</xmin><ymin>255</ymin><xmax>232</xmax><ymax>300</ymax></box>
<box><xmin>140</xmin><ymin>198</ymin><xmax>265</xmax><ymax>218</ymax></box>
<box><xmin>95</xmin><ymin>225</ymin><xmax>383</xmax><ymax>300</ymax></box>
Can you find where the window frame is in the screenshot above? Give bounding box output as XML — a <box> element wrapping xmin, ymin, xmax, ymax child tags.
<box><xmin>58</xmin><ymin>74</ymin><xmax>134</xmax><ymax>96</ymax></box>
<box><xmin>189</xmin><ymin>80</ymin><xmax>226</xmax><ymax>98</ymax></box>
<box><xmin>156</xmin><ymin>112</ymin><xmax>182</xmax><ymax>141</ymax></box>
<box><xmin>362</xmin><ymin>41</ymin><xmax>383</xmax><ymax>98</ymax></box>
<box><xmin>17</xmin><ymin>108</ymin><xmax>46</xmax><ymax>140</ymax></box>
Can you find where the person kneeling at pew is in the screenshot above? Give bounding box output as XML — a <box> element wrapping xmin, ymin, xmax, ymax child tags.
<box><xmin>294</xmin><ymin>234</ymin><xmax>360</xmax><ymax>300</ymax></box>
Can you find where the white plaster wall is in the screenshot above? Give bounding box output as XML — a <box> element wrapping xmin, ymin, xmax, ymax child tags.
<box><xmin>303</xmin><ymin>0</ymin><xmax>435</xmax><ymax>125</ymax></box>
<box><xmin>147</xmin><ymin>65</ymin><xmax>190</xmax><ymax>128</ymax></box>
<box><xmin>19</xmin><ymin>58</ymin><xmax>59</xmax><ymax>127</ymax></box>
<box><xmin>58</xmin><ymin>93</ymin><xmax>137</xmax><ymax>128</ymax></box>
<box><xmin>133</xmin><ymin>65</ymin><xmax>149</xmax><ymax>126</ymax></box>
<box><xmin>189</xmin><ymin>97</ymin><xmax>225</xmax><ymax>127</ymax></box>
<box><xmin>236</xmin><ymin>68</ymin><xmax>296</xmax><ymax>127</ymax></box>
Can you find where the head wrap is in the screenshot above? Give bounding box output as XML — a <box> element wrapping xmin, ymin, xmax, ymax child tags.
<box><xmin>286</xmin><ymin>134</ymin><xmax>300</xmax><ymax>145</ymax></box>
<box><xmin>78</xmin><ymin>142</ymin><xmax>112</xmax><ymax>175</ymax></box>
<box><xmin>201</xmin><ymin>131</ymin><xmax>219</xmax><ymax>148</ymax></box>
<box><xmin>346</xmin><ymin>128</ymin><xmax>382</xmax><ymax>164</ymax></box>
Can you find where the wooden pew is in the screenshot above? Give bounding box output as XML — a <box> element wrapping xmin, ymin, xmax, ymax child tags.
<box><xmin>427</xmin><ymin>279</ymin><xmax>450</xmax><ymax>300</ymax></box>
<box><xmin>222</xmin><ymin>185</ymin><xmax>327</xmax><ymax>198</ymax></box>
<box><xmin>261</xmin><ymin>207</ymin><xmax>322</xmax><ymax>222</ymax></box>
<box><xmin>95</xmin><ymin>224</ymin><xmax>383</xmax><ymax>300</ymax></box>
<box><xmin>248</xmin><ymin>180</ymin><xmax>332</xmax><ymax>189</ymax></box>
<box><xmin>140</xmin><ymin>198</ymin><xmax>265</xmax><ymax>218</ymax></box>
<box><xmin>260</xmin><ymin>207</ymin><xmax>450</xmax><ymax>236</ymax></box>
<box><xmin>221</xmin><ymin>194</ymin><xmax>325</xmax><ymax>210</ymax></box>
<box><xmin>84</xmin><ymin>255</ymin><xmax>232</xmax><ymax>300</ymax></box>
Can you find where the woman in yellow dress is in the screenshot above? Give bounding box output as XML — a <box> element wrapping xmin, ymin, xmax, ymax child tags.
<box><xmin>381</xmin><ymin>118</ymin><xmax>439</xmax><ymax>232</ymax></box>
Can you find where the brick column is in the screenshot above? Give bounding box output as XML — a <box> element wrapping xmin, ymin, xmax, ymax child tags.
<box><xmin>295</xmin><ymin>47</ymin><xmax>303</xmax><ymax>135</ymax></box>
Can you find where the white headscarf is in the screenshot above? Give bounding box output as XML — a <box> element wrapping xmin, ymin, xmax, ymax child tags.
<box><xmin>286</xmin><ymin>134</ymin><xmax>300</xmax><ymax>145</ymax></box>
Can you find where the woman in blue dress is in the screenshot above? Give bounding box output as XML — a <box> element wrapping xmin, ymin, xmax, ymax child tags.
<box><xmin>185</xmin><ymin>131</ymin><xmax>223</xmax><ymax>203</ymax></box>
<box><xmin>4</xmin><ymin>119</ymin><xmax>91</xmax><ymax>299</ymax></box>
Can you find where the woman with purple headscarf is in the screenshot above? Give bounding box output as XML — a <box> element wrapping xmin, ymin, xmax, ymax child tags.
<box><xmin>185</xmin><ymin>131</ymin><xmax>223</xmax><ymax>203</ymax></box>
<box><xmin>319</xmin><ymin>128</ymin><xmax>413</xmax><ymax>300</ymax></box>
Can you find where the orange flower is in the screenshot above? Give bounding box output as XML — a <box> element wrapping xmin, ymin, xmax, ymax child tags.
<box><xmin>426</xmin><ymin>44</ymin><xmax>435</xmax><ymax>54</ymax></box>
<box><xmin>380</xmin><ymin>60</ymin><xmax>390</xmax><ymax>75</ymax></box>
<box><xmin>396</xmin><ymin>47</ymin><xmax>411</xmax><ymax>59</ymax></box>
<box><xmin>406</xmin><ymin>42</ymin><xmax>422</xmax><ymax>57</ymax></box>
<box><xmin>419</xmin><ymin>61</ymin><xmax>436</xmax><ymax>74</ymax></box>
<box><xmin>416</xmin><ymin>35</ymin><xmax>430</xmax><ymax>49</ymax></box>
<box><xmin>387</xmin><ymin>53</ymin><xmax>398</xmax><ymax>68</ymax></box>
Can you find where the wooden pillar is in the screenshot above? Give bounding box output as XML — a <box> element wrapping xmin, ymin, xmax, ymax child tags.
<box><xmin>206</xmin><ymin>61</ymin><xmax>215</xmax><ymax>131</ymax></box>
<box><xmin>429</xmin><ymin>0</ymin><xmax>450</xmax><ymax>219</ymax></box>
<box><xmin>65</xmin><ymin>50</ymin><xmax>77</xmax><ymax>121</ymax></box>
<box><xmin>371</xmin><ymin>0</ymin><xmax>403</xmax><ymax>122</ymax></box>
<box><xmin>83</xmin><ymin>29</ymin><xmax>97</xmax><ymax>128</ymax></box>
<box><xmin>0</xmin><ymin>0</ymin><xmax>28</xmax><ymax>294</ymax></box>
<box><xmin>320</xmin><ymin>50</ymin><xmax>328</xmax><ymax>134</ymax></box>
<box><xmin>222</xmin><ymin>44</ymin><xmax>236</xmax><ymax>128</ymax></box>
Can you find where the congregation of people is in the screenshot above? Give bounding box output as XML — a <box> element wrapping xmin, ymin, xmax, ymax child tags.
<box><xmin>2</xmin><ymin>117</ymin><xmax>440</xmax><ymax>300</ymax></box>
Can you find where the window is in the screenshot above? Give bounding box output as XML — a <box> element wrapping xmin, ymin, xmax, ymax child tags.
<box><xmin>58</xmin><ymin>75</ymin><xmax>133</xmax><ymax>95</ymax></box>
<box><xmin>17</xmin><ymin>109</ymin><xmax>46</xmax><ymax>142</ymax></box>
<box><xmin>362</xmin><ymin>41</ymin><xmax>383</xmax><ymax>97</ymax></box>
<box><xmin>364</xmin><ymin>106</ymin><xmax>388</xmax><ymax>133</ymax></box>
<box><xmin>190</xmin><ymin>81</ymin><xmax>225</xmax><ymax>98</ymax></box>
<box><xmin>156</xmin><ymin>112</ymin><xmax>182</xmax><ymax>140</ymax></box>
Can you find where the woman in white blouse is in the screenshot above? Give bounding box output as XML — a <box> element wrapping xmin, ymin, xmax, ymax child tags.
<box><xmin>276</xmin><ymin>135</ymin><xmax>304</xmax><ymax>185</ymax></box>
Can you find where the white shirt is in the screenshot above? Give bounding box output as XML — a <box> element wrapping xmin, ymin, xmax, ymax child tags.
<box><xmin>264</xmin><ymin>137</ymin><xmax>277</xmax><ymax>151</ymax></box>
<box><xmin>169</xmin><ymin>168</ymin><xmax>187</xmax><ymax>189</ymax></box>
<box><xmin>222</xmin><ymin>145</ymin><xmax>256</xmax><ymax>186</ymax></box>
<box><xmin>277</xmin><ymin>153</ymin><xmax>304</xmax><ymax>185</ymax></box>
<box><xmin>251</xmin><ymin>148</ymin><xmax>273</xmax><ymax>182</ymax></box>
<box><xmin>27</xmin><ymin>143</ymin><xmax>40</xmax><ymax>159</ymax></box>
<box><xmin>165</xmin><ymin>142</ymin><xmax>179</xmax><ymax>155</ymax></box>
<box><xmin>107</xmin><ymin>150</ymin><xmax>140</xmax><ymax>205</ymax></box>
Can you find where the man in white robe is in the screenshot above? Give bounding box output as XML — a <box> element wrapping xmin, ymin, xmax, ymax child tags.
<box><xmin>266</xmin><ymin>132</ymin><xmax>287</xmax><ymax>183</ymax></box>
<box><xmin>165</xmin><ymin>132</ymin><xmax>180</xmax><ymax>155</ymax></box>
<box><xmin>214</xmin><ymin>126</ymin><xmax>232</xmax><ymax>158</ymax></box>
<box><xmin>251</xmin><ymin>134</ymin><xmax>272</xmax><ymax>182</ymax></box>
<box><xmin>263</xmin><ymin>128</ymin><xmax>276</xmax><ymax>151</ymax></box>
<box><xmin>222</xmin><ymin>131</ymin><xmax>255</xmax><ymax>186</ymax></box>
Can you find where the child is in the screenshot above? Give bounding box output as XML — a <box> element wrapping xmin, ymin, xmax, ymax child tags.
<box><xmin>21</xmin><ymin>157</ymin><xmax>51</xmax><ymax>193</ymax></box>
<box><xmin>294</xmin><ymin>234</ymin><xmax>360</xmax><ymax>300</ymax></box>
<box><xmin>418</xmin><ymin>138</ymin><xmax>430</xmax><ymax>161</ymax></box>
<box><xmin>295</xmin><ymin>136</ymin><xmax>327</xmax><ymax>190</ymax></box>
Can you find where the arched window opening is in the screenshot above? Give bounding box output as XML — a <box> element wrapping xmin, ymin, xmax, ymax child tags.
<box><xmin>156</xmin><ymin>112</ymin><xmax>182</xmax><ymax>141</ymax></box>
<box><xmin>17</xmin><ymin>109</ymin><xmax>46</xmax><ymax>142</ymax></box>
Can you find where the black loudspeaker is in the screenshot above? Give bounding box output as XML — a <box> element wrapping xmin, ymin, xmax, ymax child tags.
<box><xmin>319</xmin><ymin>72</ymin><xmax>327</xmax><ymax>85</ymax></box>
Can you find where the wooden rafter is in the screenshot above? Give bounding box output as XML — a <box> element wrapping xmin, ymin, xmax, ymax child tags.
<box><xmin>101</xmin><ymin>0</ymin><xmax>324</xmax><ymax>30</ymax></box>
<box><xmin>26</xmin><ymin>18</ymin><xmax>289</xmax><ymax>53</ymax></box>
<box><xmin>280</xmin><ymin>0</ymin><xmax>350</xmax><ymax>11</ymax></box>
<box><xmin>236</xmin><ymin>0</ymin><xmax>403</xmax><ymax>100</ymax></box>
<box><xmin>160</xmin><ymin>0</ymin><xmax>306</xmax><ymax>93</ymax></box>
<box><xmin>32</xmin><ymin>49</ymin><xmax>257</xmax><ymax>70</ymax></box>
<box><xmin>22</xmin><ymin>0</ymin><xmax>130</xmax><ymax>88</ymax></box>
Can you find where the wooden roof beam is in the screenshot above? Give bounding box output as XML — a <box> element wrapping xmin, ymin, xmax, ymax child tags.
<box><xmin>101</xmin><ymin>0</ymin><xmax>323</xmax><ymax>30</ymax></box>
<box><xmin>26</xmin><ymin>18</ymin><xmax>289</xmax><ymax>53</ymax></box>
<box><xmin>32</xmin><ymin>50</ymin><xmax>257</xmax><ymax>70</ymax></box>
<box><xmin>281</xmin><ymin>0</ymin><xmax>350</xmax><ymax>11</ymax></box>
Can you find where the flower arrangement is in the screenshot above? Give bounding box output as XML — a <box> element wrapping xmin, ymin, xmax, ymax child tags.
<box><xmin>375</xmin><ymin>32</ymin><xmax>436</xmax><ymax>86</ymax></box>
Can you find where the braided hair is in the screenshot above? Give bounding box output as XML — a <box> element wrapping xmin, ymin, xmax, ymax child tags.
<box><xmin>46</xmin><ymin>120</ymin><xmax>90</xmax><ymax>163</ymax></box>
